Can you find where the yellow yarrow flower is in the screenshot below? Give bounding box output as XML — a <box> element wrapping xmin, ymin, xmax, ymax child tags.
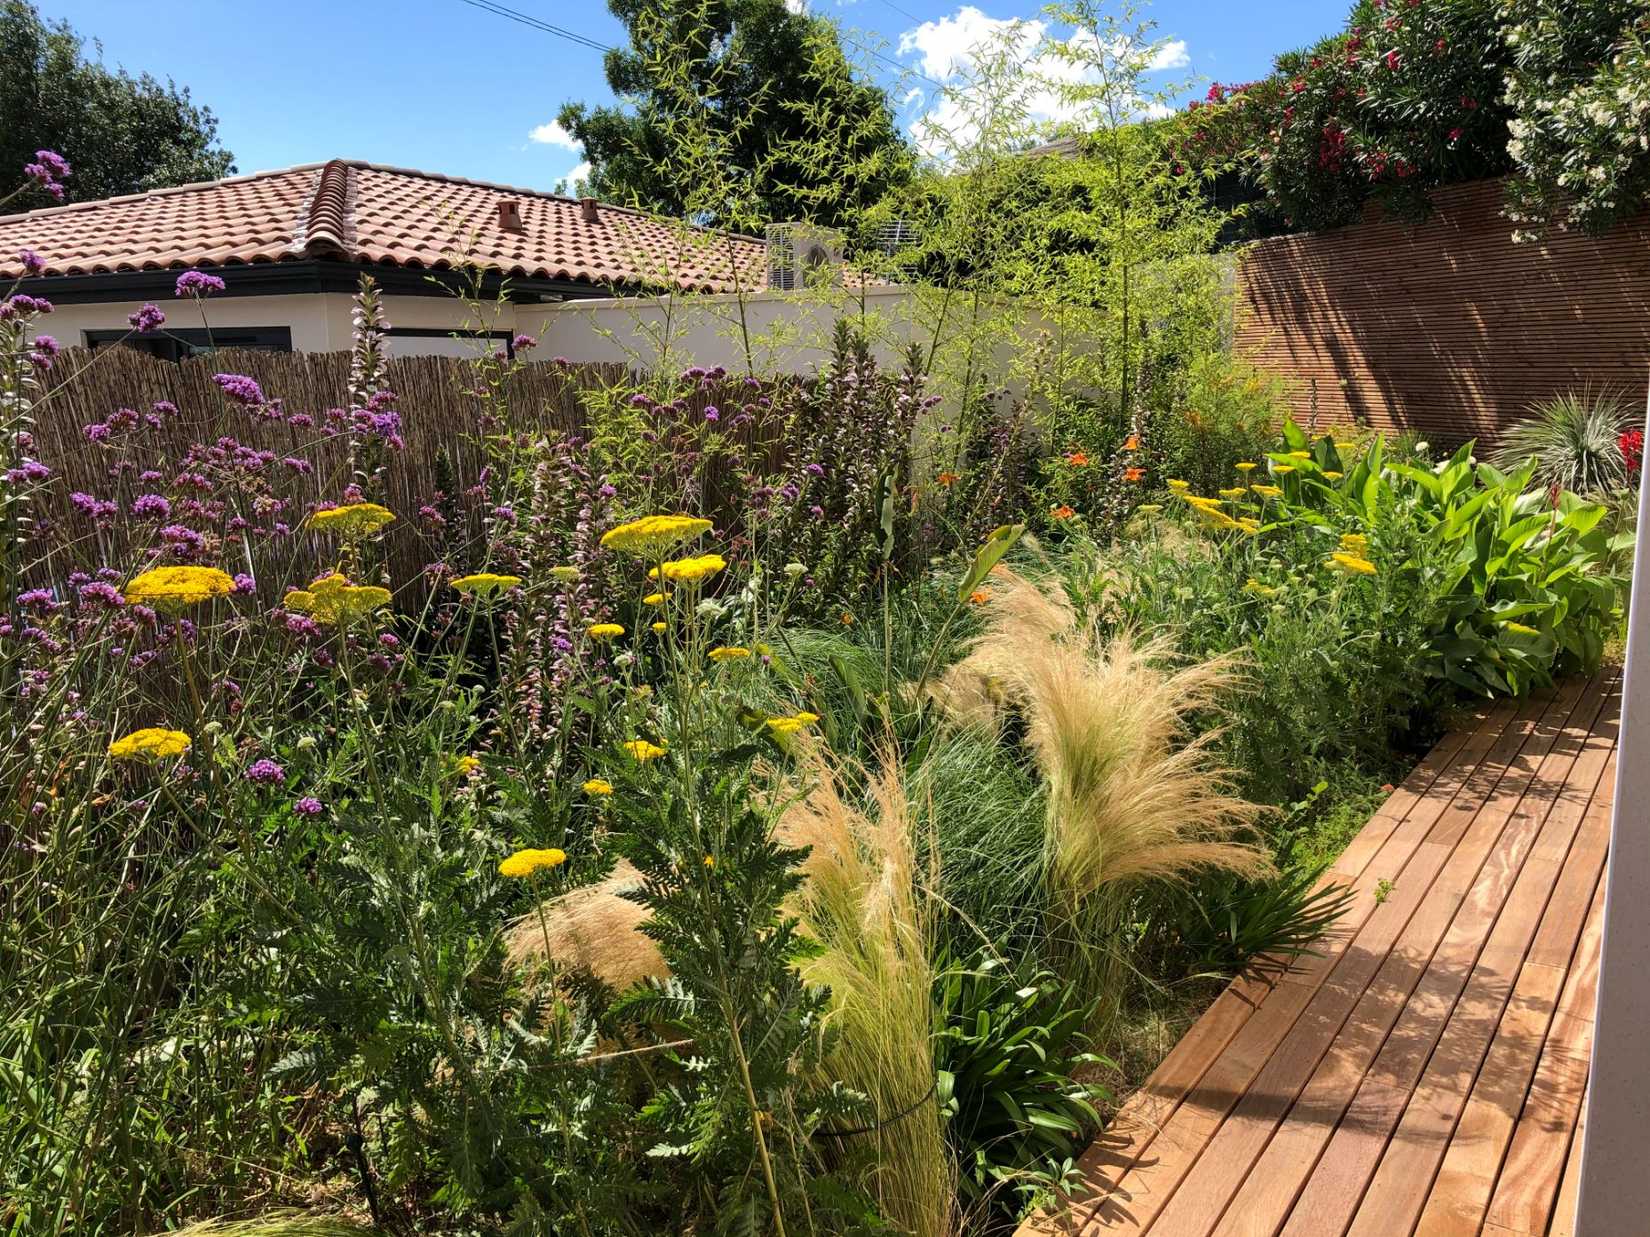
<box><xmin>601</xmin><ymin>514</ymin><xmax>713</xmax><ymax>556</ymax></box>
<box><xmin>452</xmin><ymin>573</ymin><xmax>522</xmax><ymax>597</ymax></box>
<box><xmin>766</xmin><ymin>712</ymin><xmax>819</xmax><ymax>735</ymax></box>
<box><xmin>651</xmin><ymin>621</ymin><xmax>667</xmax><ymax>633</ymax></box>
<box><xmin>123</xmin><ymin>566</ymin><xmax>235</xmax><ymax>611</ymax></box>
<box><xmin>709</xmin><ymin>646</ymin><xmax>751</xmax><ymax>662</ymax></box>
<box><xmin>647</xmin><ymin>553</ymin><xmax>727</xmax><ymax>584</ymax></box>
<box><xmin>1327</xmin><ymin>552</ymin><xmax>1378</xmax><ymax>576</ymax></box>
<box><xmin>1323</xmin><ymin>470</ymin><xmax>1344</xmax><ymax>480</ymax></box>
<box><xmin>624</xmin><ymin>739</ymin><xmax>667</xmax><ymax>762</ymax></box>
<box><xmin>582</xmin><ymin>778</ymin><xmax>613</xmax><ymax>796</ymax></box>
<box><xmin>498</xmin><ymin>848</ymin><xmax>566</xmax><ymax>878</ymax></box>
<box><xmin>1243</xmin><ymin>578</ymin><xmax>1278</xmax><ymax>599</ymax></box>
<box><xmin>1251</xmin><ymin>484</ymin><xmax>1283</xmax><ymax>498</ymax></box>
<box><xmin>588</xmin><ymin>622</ymin><xmax>625</xmax><ymax>639</ymax></box>
<box><xmin>643</xmin><ymin>592</ymin><xmax>669</xmax><ymax>605</ymax></box>
<box><xmin>108</xmin><ymin>728</ymin><xmax>191</xmax><ymax>761</ymax></box>
<box><xmin>1238</xmin><ymin>517</ymin><xmax>1261</xmax><ymax>534</ymax></box>
<box><xmin>1219</xmin><ymin>487</ymin><xmax>1248</xmax><ymax>500</ymax></box>
<box><xmin>454</xmin><ymin>755</ymin><xmax>482</xmax><ymax>776</ymax></box>
<box><xmin>306</xmin><ymin>502</ymin><xmax>394</xmax><ymax>538</ymax></box>
<box><xmin>550</xmin><ymin>566</ymin><xmax>581</xmax><ymax>583</ymax></box>
<box><xmin>794</xmin><ymin>711</ymin><xmax>820</xmax><ymax>724</ymax></box>
<box><xmin>285</xmin><ymin>573</ymin><xmax>391</xmax><ymax>624</ymax></box>
<box><xmin>1235</xmin><ymin>462</ymin><xmax>1258</xmax><ymax>473</ymax></box>
<box><xmin>1339</xmin><ymin>533</ymin><xmax>1370</xmax><ymax>554</ymax></box>
<box><xmin>1166</xmin><ymin>479</ymin><xmax>1190</xmax><ymax>492</ymax></box>
<box><xmin>1273</xmin><ymin>464</ymin><xmax>1297</xmax><ymax>474</ymax></box>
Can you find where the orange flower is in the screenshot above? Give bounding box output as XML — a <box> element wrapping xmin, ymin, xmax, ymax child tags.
<box><xmin>1123</xmin><ymin>466</ymin><xmax>1146</xmax><ymax>483</ymax></box>
<box><xmin>936</xmin><ymin>471</ymin><xmax>960</xmax><ymax>487</ymax></box>
<box><xmin>1051</xmin><ymin>504</ymin><xmax>1076</xmax><ymax>520</ymax></box>
<box><xmin>1123</xmin><ymin>434</ymin><xmax>1140</xmax><ymax>451</ymax></box>
<box><xmin>840</xmin><ymin>611</ymin><xmax>855</xmax><ymax>626</ymax></box>
<box><xmin>968</xmin><ymin>588</ymin><xmax>990</xmax><ymax>605</ymax></box>
<box><xmin>1065</xmin><ymin>451</ymin><xmax>1090</xmax><ymax>467</ymax></box>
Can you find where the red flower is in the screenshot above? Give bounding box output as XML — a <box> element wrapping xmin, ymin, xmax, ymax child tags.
<box><xmin>1448</xmin><ymin>127</ymin><xmax>1464</xmax><ymax>142</ymax></box>
<box><xmin>1385</xmin><ymin>49</ymin><xmax>1401</xmax><ymax>71</ymax></box>
<box><xmin>936</xmin><ymin>471</ymin><xmax>960</xmax><ymax>487</ymax></box>
<box><xmin>1620</xmin><ymin>428</ymin><xmax>1643</xmax><ymax>477</ymax></box>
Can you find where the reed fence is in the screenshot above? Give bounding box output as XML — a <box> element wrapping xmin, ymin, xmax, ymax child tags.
<box><xmin>32</xmin><ymin>346</ymin><xmax>794</xmax><ymax>597</ymax></box>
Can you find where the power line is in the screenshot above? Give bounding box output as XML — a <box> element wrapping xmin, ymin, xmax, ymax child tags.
<box><xmin>454</xmin><ymin>0</ymin><xmax>613</xmax><ymax>54</ymax></box>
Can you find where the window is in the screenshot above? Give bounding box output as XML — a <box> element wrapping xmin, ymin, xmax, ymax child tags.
<box><xmin>86</xmin><ymin>326</ymin><xmax>293</xmax><ymax>360</ymax></box>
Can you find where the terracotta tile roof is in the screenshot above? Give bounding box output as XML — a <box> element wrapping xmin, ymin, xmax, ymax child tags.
<box><xmin>0</xmin><ymin>159</ymin><xmax>772</xmax><ymax>293</ymax></box>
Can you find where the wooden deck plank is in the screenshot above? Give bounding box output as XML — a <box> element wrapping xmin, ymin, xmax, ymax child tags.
<box><xmin>1472</xmin><ymin>880</ymin><xmax>1604</xmax><ymax>1237</ymax></box>
<box><xmin>1017</xmin><ymin>675</ymin><xmax>1619</xmax><ymax>1237</ymax></box>
<box><xmin>1546</xmin><ymin>1087</ymin><xmax>1588</xmax><ymax>1237</ymax></box>
<box><xmin>1015</xmin><ymin>701</ymin><xmax>1526</xmax><ymax>1237</ymax></box>
<box><xmin>1339</xmin><ymin>700</ymin><xmax>1619</xmax><ymax>1237</ymax></box>
<box><xmin>1278</xmin><ymin>680</ymin><xmax>1619</xmax><ymax>1237</ymax></box>
<box><xmin>1202</xmin><ymin>679</ymin><xmax>1598</xmax><ymax>1237</ymax></box>
<box><xmin>1085</xmin><ymin>693</ymin><xmax>1560</xmax><ymax>1233</ymax></box>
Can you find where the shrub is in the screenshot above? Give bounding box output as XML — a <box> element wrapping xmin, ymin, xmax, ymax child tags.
<box><xmin>1489</xmin><ymin>389</ymin><xmax>1639</xmax><ymax>495</ymax></box>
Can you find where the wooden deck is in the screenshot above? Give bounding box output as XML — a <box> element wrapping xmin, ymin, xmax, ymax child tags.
<box><xmin>1021</xmin><ymin>674</ymin><xmax>1621</xmax><ymax>1237</ymax></box>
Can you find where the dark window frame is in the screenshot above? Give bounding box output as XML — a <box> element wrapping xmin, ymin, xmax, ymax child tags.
<box><xmin>85</xmin><ymin>325</ymin><xmax>293</xmax><ymax>360</ymax></box>
<box><xmin>385</xmin><ymin>327</ymin><xmax>516</xmax><ymax>358</ymax></box>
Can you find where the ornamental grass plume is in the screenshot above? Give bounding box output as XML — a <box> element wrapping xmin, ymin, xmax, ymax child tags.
<box><xmin>166</xmin><ymin>1216</ymin><xmax>377</xmax><ymax>1236</ymax></box>
<box><xmin>775</xmin><ymin>744</ymin><xmax>952</xmax><ymax>1237</ymax></box>
<box><xmin>504</xmin><ymin>859</ymin><xmax>668</xmax><ymax>990</ymax></box>
<box><xmin>938</xmin><ymin>568</ymin><xmax>1270</xmax><ymax>998</ymax></box>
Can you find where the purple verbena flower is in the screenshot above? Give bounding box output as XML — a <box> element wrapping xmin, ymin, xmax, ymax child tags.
<box><xmin>212</xmin><ymin>373</ymin><xmax>265</xmax><ymax>406</ymax></box>
<box><xmin>131</xmin><ymin>494</ymin><xmax>171</xmax><ymax>519</ymax></box>
<box><xmin>128</xmin><ymin>304</ymin><xmax>166</xmax><ymax>333</ymax></box>
<box><xmin>293</xmin><ymin>796</ymin><xmax>325</xmax><ymax>816</ymax></box>
<box><xmin>175</xmin><ymin>270</ymin><xmax>226</xmax><ymax>298</ymax></box>
<box><xmin>17</xmin><ymin>249</ymin><xmax>45</xmax><ymax>276</ymax></box>
<box><xmin>246</xmin><ymin>758</ymin><xmax>285</xmax><ymax>785</ymax></box>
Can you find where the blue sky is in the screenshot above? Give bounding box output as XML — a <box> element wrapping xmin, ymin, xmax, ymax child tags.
<box><xmin>44</xmin><ymin>0</ymin><xmax>1340</xmax><ymax>192</ymax></box>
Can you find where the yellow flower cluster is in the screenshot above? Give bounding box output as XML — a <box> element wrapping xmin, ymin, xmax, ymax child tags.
<box><xmin>647</xmin><ymin>553</ymin><xmax>726</xmax><ymax>584</ymax></box>
<box><xmin>588</xmin><ymin>622</ymin><xmax>625</xmax><ymax>639</ymax></box>
<box><xmin>306</xmin><ymin>502</ymin><xmax>394</xmax><ymax>538</ymax></box>
<box><xmin>452</xmin><ymin>573</ymin><xmax>522</xmax><ymax>596</ymax></box>
<box><xmin>1167</xmin><ymin>479</ymin><xmax>1190</xmax><ymax>493</ymax></box>
<box><xmin>709</xmin><ymin>646</ymin><xmax>751</xmax><ymax>662</ymax></box>
<box><xmin>1219</xmin><ymin>487</ymin><xmax>1248</xmax><ymax>500</ymax></box>
<box><xmin>108</xmin><ymin>728</ymin><xmax>191</xmax><ymax>761</ymax></box>
<box><xmin>765</xmin><ymin>710</ymin><xmax>820</xmax><ymax>735</ymax></box>
<box><xmin>1235</xmin><ymin>462</ymin><xmax>1258</xmax><ymax>473</ymax></box>
<box><xmin>601</xmin><ymin>514</ymin><xmax>712</xmax><ymax>556</ymax></box>
<box><xmin>1327</xmin><ymin>552</ymin><xmax>1378</xmax><ymax>576</ymax></box>
<box><xmin>499</xmin><ymin>847</ymin><xmax>567</xmax><ymax>878</ymax></box>
<box><xmin>454</xmin><ymin>755</ymin><xmax>482</xmax><ymax>776</ymax></box>
<box><xmin>624</xmin><ymin>739</ymin><xmax>667</xmax><ymax>762</ymax></box>
<box><xmin>1250</xmin><ymin>484</ymin><xmax>1283</xmax><ymax>499</ymax></box>
<box><xmin>1339</xmin><ymin>533</ymin><xmax>1369</xmax><ymax>555</ymax></box>
<box><xmin>643</xmin><ymin>592</ymin><xmax>669</xmax><ymax>606</ymax></box>
<box><xmin>123</xmin><ymin>566</ymin><xmax>235</xmax><ymax>611</ymax></box>
<box><xmin>284</xmin><ymin>573</ymin><xmax>391</xmax><ymax>624</ymax></box>
<box><xmin>582</xmin><ymin>778</ymin><xmax>613</xmax><ymax>796</ymax></box>
<box><xmin>1243</xmin><ymin>579</ymin><xmax>1278</xmax><ymax>599</ymax></box>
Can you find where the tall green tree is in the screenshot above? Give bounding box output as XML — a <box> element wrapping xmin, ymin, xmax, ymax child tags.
<box><xmin>1</xmin><ymin>0</ymin><xmax>234</xmax><ymax>207</ymax></box>
<box><xmin>558</xmin><ymin>0</ymin><xmax>912</xmax><ymax>231</ymax></box>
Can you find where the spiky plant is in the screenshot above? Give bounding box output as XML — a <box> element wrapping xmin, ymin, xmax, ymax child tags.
<box><xmin>940</xmin><ymin>568</ymin><xmax>1271</xmax><ymax>1001</ymax></box>
<box><xmin>777</xmin><ymin>744</ymin><xmax>954</xmax><ymax>1237</ymax></box>
<box><xmin>1490</xmin><ymin>389</ymin><xmax>1638</xmax><ymax>495</ymax></box>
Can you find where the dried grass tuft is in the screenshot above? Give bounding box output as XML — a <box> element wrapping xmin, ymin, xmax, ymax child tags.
<box><xmin>503</xmin><ymin>859</ymin><xmax>667</xmax><ymax>991</ymax></box>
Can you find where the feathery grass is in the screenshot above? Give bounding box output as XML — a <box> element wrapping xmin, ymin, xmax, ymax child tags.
<box><xmin>941</xmin><ymin>568</ymin><xmax>1272</xmax><ymax>999</ymax></box>
<box><xmin>777</xmin><ymin>744</ymin><xmax>954</xmax><ymax>1237</ymax></box>
<box><xmin>503</xmin><ymin>860</ymin><xmax>667</xmax><ymax>992</ymax></box>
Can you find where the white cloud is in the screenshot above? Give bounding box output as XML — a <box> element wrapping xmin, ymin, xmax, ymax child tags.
<box><xmin>528</xmin><ymin>120</ymin><xmax>580</xmax><ymax>152</ymax></box>
<box><xmin>897</xmin><ymin>7</ymin><xmax>1190</xmax><ymax>159</ymax></box>
<box><xmin>1149</xmin><ymin>39</ymin><xmax>1188</xmax><ymax>71</ymax></box>
<box><xmin>564</xmin><ymin>160</ymin><xmax>593</xmax><ymax>187</ymax></box>
<box><xmin>901</xmin><ymin>86</ymin><xmax>924</xmax><ymax>109</ymax></box>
